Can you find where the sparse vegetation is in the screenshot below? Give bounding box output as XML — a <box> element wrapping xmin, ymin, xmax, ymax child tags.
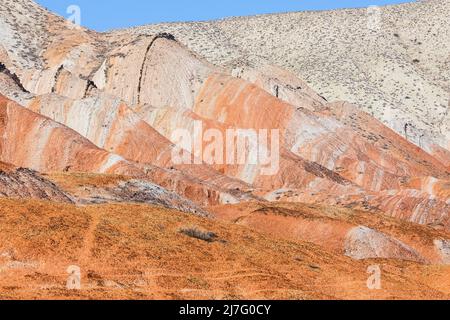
<box><xmin>179</xmin><ymin>227</ymin><xmax>218</xmax><ymax>243</ymax></box>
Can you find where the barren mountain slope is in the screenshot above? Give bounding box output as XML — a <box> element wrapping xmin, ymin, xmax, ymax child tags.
<box><xmin>121</xmin><ymin>0</ymin><xmax>450</xmax><ymax>153</ymax></box>
<box><xmin>0</xmin><ymin>95</ymin><xmax>141</xmax><ymax>175</ymax></box>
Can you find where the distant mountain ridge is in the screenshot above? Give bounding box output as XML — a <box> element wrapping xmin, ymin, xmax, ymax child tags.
<box><xmin>0</xmin><ymin>0</ymin><xmax>450</xmax><ymax>300</ymax></box>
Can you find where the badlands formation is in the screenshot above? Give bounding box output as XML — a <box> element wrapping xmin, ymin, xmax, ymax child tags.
<box><xmin>0</xmin><ymin>0</ymin><xmax>449</xmax><ymax>299</ymax></box>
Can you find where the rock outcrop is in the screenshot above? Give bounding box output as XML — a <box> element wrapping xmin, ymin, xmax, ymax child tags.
<box><xmin>0</xmin><ymin>161</ymin><xmax>72</xmax><ymax>202</ymax></box>
<box><xmin>344</xmin><ymin>226</ymin><xmax>424</xmax><ymax>262</ymax></box>
<box><xmin>123</xmin><ymin>0</ymin><xmax>450</xmax><ymax>155</ymax></box>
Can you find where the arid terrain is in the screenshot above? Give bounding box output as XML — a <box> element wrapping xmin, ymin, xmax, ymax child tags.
<box><xmin>127</xmin><ymin>0</ymin><xmax>450</xmax><ymax>156</ymax></box>
<box><xmin>0</xmin><ymin>0</ymin><xmax>449</xmax><ymax>300</ymax></box>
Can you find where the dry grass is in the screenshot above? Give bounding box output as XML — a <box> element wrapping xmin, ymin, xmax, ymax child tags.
<box><xmin>46</xmin><ymin>172</ymin><xmax>129</xmax><ymax>193</ymax></box>
<box><xmin>0</xmin><ymin>198</ymin><xmax>449</xmax><ymax>300</ymax></box>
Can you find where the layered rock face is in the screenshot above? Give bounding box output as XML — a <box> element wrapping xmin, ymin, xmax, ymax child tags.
<box><xmin>0</xmin><ymin>95</ymin><xmax>255</xmax><ymax>207</ymax></box>
<box><xmin>0</xmin><ymin>95</ymin><xmax>140</xmax><ymax>175</ymax></box>
<box><xmin>125</xmin><ymin>0</ymin><xmax>450</xmax><ymax>157</ymax></box>
<box><xmin>0</xmin><ymin>0</ymin><xmax>449</xmax><ymax>300</ymax></box>
<box><xmin>0</xmin><ymin>0</ymin><xmax>449</xmax><ymax>222</ymax></box>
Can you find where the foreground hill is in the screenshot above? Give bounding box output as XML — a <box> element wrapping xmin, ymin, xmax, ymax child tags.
<box><xmin>1</xmin><ymin>198</ymin><xmax>450</xmax><ymax>300</ymax></box>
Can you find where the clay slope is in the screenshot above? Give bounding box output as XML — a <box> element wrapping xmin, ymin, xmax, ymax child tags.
<box><xmin>26</xmin><ymin>93</ymin><xmax>254</xmax><ymax>195</ymax></box>
<box><xmin>1</xmin><ymin>198</ymin><xmax>450</xmax><ymax>300</ymax></box>
<box><xmin>37</xmin><ymin>28</ymin><xmax>448</xmax><ymax>195</ymax></box>
<box><xmin>0</xmin><ymin>27</ymin><xmax>363</xmax><ymax>207</ymax></box>
<box><xmin>90</xmin><ymin>33</ymin><xmax>450</xmax><ymax>196</ymax></box>
<box><xmin>124</xmin><ymin>41</ymin><xmax>449</xmax><ymax>226</ymax></box>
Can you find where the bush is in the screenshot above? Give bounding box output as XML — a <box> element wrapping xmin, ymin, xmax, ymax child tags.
<box><xmin>179</xmin><ymin>227</ymin><xmax>218</xmax><ymax>243</ymax></box>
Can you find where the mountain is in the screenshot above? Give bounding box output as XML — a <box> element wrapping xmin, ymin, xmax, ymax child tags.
<box><xmin>0</xmin><ymin>0</ymin><xmax>449</xmax><ymax>299</ymax></box>
<box><xmin>126</xmin><ymin>0</ymin><xmax>450</xmax><ymax>158</ymax></box>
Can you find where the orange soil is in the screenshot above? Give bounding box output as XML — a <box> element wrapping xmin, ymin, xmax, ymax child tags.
<box><xmin>0</xmin><ymin>198</ymin><xmax>449</xmax><ymax>300</ymax></box>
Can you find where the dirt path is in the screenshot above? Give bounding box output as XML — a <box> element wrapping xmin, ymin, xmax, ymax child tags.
<box><xmin>79</xmin><ymin>212</ymin><xmax>102</xmax><ymax>264</ymax></box>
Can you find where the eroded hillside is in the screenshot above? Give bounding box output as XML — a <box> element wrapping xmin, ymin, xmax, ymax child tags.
<box><xmin>121</xmin><ymin>0</ymin><xmax>450</xmax><ymax>155</ymax></box>
<box><xmin>1</xmin><ymin>198</ymin><xmax>450</xmax><ymax>300</ymax></box>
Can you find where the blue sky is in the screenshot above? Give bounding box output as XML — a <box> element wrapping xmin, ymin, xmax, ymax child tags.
<box><xmin>36</xmin><ymin>0</ymin><xmax>414</xmax><ymax>32</ymax></box>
